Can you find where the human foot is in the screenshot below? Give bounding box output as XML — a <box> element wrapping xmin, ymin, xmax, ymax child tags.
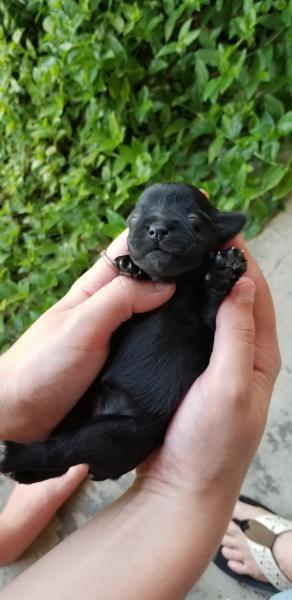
<box><xmin>0</xmin><ymin>464</ymin><xmax>88</xmax><ymax>565</ymax></box>
<box><xmin>220</xmin><ymin>497</ymin><xmax>292</xmax><ymax>591</ymax></box>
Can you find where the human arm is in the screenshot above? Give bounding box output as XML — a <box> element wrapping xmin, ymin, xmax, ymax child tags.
<box><xmin>0</xmin><ymin>240</ymin><xmax>281</xmax><ymax>600</ymax></box>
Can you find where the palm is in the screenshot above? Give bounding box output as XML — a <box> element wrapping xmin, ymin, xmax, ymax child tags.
<box><xmin>2</xmin><ymin>307</ymin><xmax>110</xmax><ymax>440</ymax></box>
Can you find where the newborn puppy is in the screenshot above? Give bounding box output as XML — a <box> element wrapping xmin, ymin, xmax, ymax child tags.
<box><xmin>0</xmin><ymin>183</ymin><xmax>247</xmax><ymax>483</ymax></box>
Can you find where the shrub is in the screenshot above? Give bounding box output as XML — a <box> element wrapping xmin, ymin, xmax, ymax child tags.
<box><xmin>0</xmin><ymin>0</ymin><xmax>291</xmax><ymax>349</ymax></box>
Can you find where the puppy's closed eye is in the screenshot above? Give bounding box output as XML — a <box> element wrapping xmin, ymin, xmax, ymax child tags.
<box><xmin>189</xmin><ymin>214</ymin><xmax>203</xmax><ymax>232</ymax></box>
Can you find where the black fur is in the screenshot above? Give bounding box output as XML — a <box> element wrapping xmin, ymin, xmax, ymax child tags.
<box><xmin>0</xmin><ymin>183</ymin><xmax>247</xmax><ymax>483</ymax></box>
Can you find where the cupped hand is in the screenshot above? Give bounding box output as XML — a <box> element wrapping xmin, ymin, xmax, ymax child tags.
<box><xmin>137</xmin><ymin>238</ymin><xmax>281</xmax><ymax>503</ymax></box>
<box><xmin>0</xmin><ymin>232</ymin><xmax>175</xmax><ymax>441</ymax></box>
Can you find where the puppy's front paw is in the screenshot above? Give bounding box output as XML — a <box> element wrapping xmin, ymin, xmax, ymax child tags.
<box><xmin>114</xmin><ymin>255</ymin><xmax>149</xmax><ymax>280</ymax></box>
<box><xmin>205</xmin><ymin>247</ymin><xmax>247</xmax><ymax>295</ymax></box>
<box><xmin>0</xmin><ymin>441</ymin><xmax>21</xmax><ymax>475</ymax></box>
<box><xmin>203</xmin><ymin>247</ymin><xmax>248</xmax><ymax>329</ymax></box>
<box><xmin>219</xmin><ymin>247</ymin><xmax>247</xmax><ymax>277</ymax></box>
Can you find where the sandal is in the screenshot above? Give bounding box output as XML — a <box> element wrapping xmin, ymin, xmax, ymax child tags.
<box><xmin>214</xmin><ymin>495</ymin><xmax>292</xmax><ymax>594</ymax></box>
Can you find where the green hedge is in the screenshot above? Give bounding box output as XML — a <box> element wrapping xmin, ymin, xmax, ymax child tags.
<box><xmin>0</xmin><ymin>0</ymin><xmax>292</xmax><ymax>350</ymax></box>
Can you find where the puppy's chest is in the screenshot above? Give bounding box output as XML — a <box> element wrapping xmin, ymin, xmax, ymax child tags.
<box><xmin>167</xmin><ymin>280</ymin><xmax>204</xmax><ymax>327</ymax></box>
<box><xmin>109</xmin><ymin>278</ymin><xmax>207</xmax><ymax>361</ymax></box>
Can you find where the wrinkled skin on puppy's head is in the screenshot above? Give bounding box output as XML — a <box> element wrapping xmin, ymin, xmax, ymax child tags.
<box><xmin>127</xmin><ymin>183</ymin><xmax>246</xmax><ymax>280</ymax></box>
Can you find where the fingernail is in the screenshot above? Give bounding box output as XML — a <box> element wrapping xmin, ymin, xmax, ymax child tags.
<box><xmin>154</xmin><ymin>282</ymin><xmax>176</xmax><ymax>293</ymax></box>
<box><xmin>235</xmin><ymin>277</ymin><xmax>256</xmax><ymax>302</ymax></box>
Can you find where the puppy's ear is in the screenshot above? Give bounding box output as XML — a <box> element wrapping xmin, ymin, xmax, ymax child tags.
<box><xmin>126</xmin><ymin>211</ymin><xmax>136</xmax><ymax>225</ymax></box>
<box><xmin>215</xmin><ymin>211</ymin><xmax>246</xmax><ymax>242</ymax></box>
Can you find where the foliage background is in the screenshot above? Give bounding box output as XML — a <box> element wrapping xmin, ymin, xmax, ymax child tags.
<box><xmin>0</xmin><ymin>0</ymin><xmax>291</xmax><ymax>350</ymax></box>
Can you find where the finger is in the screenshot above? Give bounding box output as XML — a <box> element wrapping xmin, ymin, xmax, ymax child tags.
<box><xmin>74</xmin><ymin>277</ymin><xmax>176</xmax><ymax>347</ymax></box>
<box><xmin>199</xmin><ymin>188</ymin><xmax>209</xmax><ymax>199</ymax></box>
<box><xmin>56</xmin><ymin>229</ymin><xmax>129</xmax><ymax>309</ymax></box>
<box><xmin>208</xmin><ymin>277</ymin><xmax>256</xmax><ymax>397</ymax></box>
<box><xmin>226</xmin><ymin>236</ymin><xmax>280</xmax><ymax>385</ymax></box>
<box><xmin>225</xmin><ymin>236</ymin><xmax>277</xmax><ymax>342</ymax></box>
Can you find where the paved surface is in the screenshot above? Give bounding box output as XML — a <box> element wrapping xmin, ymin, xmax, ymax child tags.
<box><xmin>1</xmin><ymin>199</ymin><xmax>292</xmax><ymax>597</ymax></box>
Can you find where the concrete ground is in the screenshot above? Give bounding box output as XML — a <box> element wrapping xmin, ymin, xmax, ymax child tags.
<box><xmin>1</xmin><ymin>199</ymin><xmax>292</xmax><ymax>598</ymax></box>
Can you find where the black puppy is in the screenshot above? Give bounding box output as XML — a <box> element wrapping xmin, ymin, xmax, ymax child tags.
<box><xmin>0</xmin><ymin>183</ymin><xmax>247</xmax><ymax>483</ymax></box>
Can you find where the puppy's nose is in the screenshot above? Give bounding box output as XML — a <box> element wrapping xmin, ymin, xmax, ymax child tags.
<box><xmin>148</xmin><ymin>223</ymin><xmax>169</xmax><ymax>241</ymax></box>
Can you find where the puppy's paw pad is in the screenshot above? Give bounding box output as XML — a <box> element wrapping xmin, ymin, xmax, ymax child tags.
<box><xmin>214</xmin><ymin>248</ymin><xmax>247</xmax><ymax>276</ymax></box>
<box><xmin>114</xmin><ymin>255</ymin><xmax>131</xmax><ymax>272</ymax></box>
<box><xmin>224</xmin><ymin>247</ymin><xmax>247</xmax><ymax>275</ymax></box>
<box><xmin>114</xmin><ymin>255</ymin><xmax>149</xmax><ymax>280</ymax></box>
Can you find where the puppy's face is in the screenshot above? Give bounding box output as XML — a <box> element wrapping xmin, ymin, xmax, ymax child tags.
<box><xmin>127</xmin><ymin>183</ymin><xmax>245</xmax><ymax>279</ymax></box>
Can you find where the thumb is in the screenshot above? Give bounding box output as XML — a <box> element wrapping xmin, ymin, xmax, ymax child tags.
<box><xmin>75</xmin><ymin>276</ymin><xmax>176</xmax><ymax>345</ymax></box>
<box><xmin>209</xmin><ymin>277</ymin><xmax>256</xmax><ymax>391</ymax></box>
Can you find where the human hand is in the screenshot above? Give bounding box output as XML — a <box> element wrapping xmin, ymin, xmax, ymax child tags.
<box><xmin>0</xmin><ymin>239</ymin><xmax>281</xmax><ymax>600</ymax></box>
<box><xmin>0</xmin><ymin>232</ymin><xmax>175</xmax><ymax>441</ymax></box>
<box><xmin>137</xmin><ymin>238</ymin><xmax>280</xmax><ymax>506</ymax></box>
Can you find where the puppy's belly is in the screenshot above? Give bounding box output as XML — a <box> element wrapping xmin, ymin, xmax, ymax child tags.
<box><xmin>88</xmin><ymin>302</ymin><xmax>212</xmax><ymax>421</ymax></box>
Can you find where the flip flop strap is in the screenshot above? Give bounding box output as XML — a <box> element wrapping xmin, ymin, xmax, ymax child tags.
<box><xmin>257</xmin><ymin>514</ymin><xmax>292</xmax><ymax>535</ymax></box>
<box><xmin>247</xmin><ymin>515</ymin><xmax>292</xmax><ymax>591</ymax></box>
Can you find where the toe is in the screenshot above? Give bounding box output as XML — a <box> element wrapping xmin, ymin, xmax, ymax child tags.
<box><xmin>221</xmin><ymin>546</ymin><xmax>243</xmax><ymax>563</ymax></box>
<box><xmin>222</xmin><ymin>533</ymin><xmax>235</xmax><ymax>547</ymax></box>
<box><xmin>227</xmin><ymin>560</ymin><xmax>249</xmax><ymax>575</ymax></box>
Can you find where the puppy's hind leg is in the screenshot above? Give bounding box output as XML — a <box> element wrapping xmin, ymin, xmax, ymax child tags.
<box><xmin>0</xmin><ymin>415</ymin><xmax>161</xmax><ymax>483</ymax></box>
<box><xmin>10</xmin><ymin>469</ymin><xmax>68</xmax><ymax>484</ymax></box>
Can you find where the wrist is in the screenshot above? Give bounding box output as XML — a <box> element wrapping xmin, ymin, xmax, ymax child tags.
<box><xmin>134</xmin><ymin>471</ymin><xmax>241</xmax><ymax>515</ymax></box>
<box><xmin>133</xmin><ymin>464</ymin><xmax>247</xmax><ymax>544</ymax></box>
<box><xmin>135</xmin><ymin>445</ymin><xmax>251</xmax><ymax>510</ymax></box>
<box><xmin>0</xmin><ymin>350</ymin><xmax>31</xmax><ymax>441</ymax></box>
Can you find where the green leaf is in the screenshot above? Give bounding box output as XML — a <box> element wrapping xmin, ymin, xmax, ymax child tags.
<box><xmin>272</xmin><ymin>167</ymin><xmax>292</xmax><ymax>201</ymax></box>
<box><xmin>0</xmin><ymin>314</ymin><xmax>4</xmax><ymax>334</ymax></box>
<box><xmin>196</xmin><ymin>49</ymin><xmax>218</xmax><ymax>66</ymax></box>
<box><xmin>278</xmin><ymin>112</ymin><xmax>292</xmax><ymax>136</ymax></box>
<box><xmin>261</xmin><ymin>164</ymin><xmax>288</xmax><ymax>194</ymax></box>
<box><xmin>208</xmin><ymin>133</ymin><xmax>225</xmax><ymax>164</ymax></box>
<box><xmin>164</xmin><ymin>5</ymin><xmax>185</xmax><ymax>41</ymax></box>
<box><xmin>106</xmin><ymin>208</ymin><xmax>126</xmax><ymax>228</ymax></box>
<box><xmin>12</xmin><ymin>28</ymin><xmax>23</xmax><ymax>44</ymax></box>
<box><xmin>149</xmin><ymin>58</ymin><xmax>167</xmax><ymax>74</ymax></box>
<box><xmin>222</xmin><ymin>115</ymin><xmax>242</xmax><ymax>140</ymax></box>
<box><xmin>264</xmin><ymin>95</ymin><xmax>285</xmax><ymax>120</ymax></box>
<box><xmin>195</xmin><ymin>58</ymin><xmax>209</xmax><ymax>89</ymax></box>
<box><xmin>157</xmin><ymin>42</ymin><xmax>177</xmax><ymax>57</ymax></box>
<box><xmin>178</xmin><ymin>18</ymin><xmax>192</xmax><ymax>42</ymax></box>
<box><xmin>179</xmin><ymin>30</ymin><xmax>200</xmax><ymax>47</ymax></box>
<box><xmin>203</xmin><ymin>77</ymin><xmax>222</xmax><ymax>102</ymax></box>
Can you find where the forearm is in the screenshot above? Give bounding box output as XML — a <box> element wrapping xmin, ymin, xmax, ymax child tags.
<box><xmin>1</xmin><ymin>480</ymin><xmax>241</xmax><ymax>600</ymax></box>
<box><xmin>0</xmin><ymin>352</ymin><xmax>15</xmax><ymax>441</ymax></box>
